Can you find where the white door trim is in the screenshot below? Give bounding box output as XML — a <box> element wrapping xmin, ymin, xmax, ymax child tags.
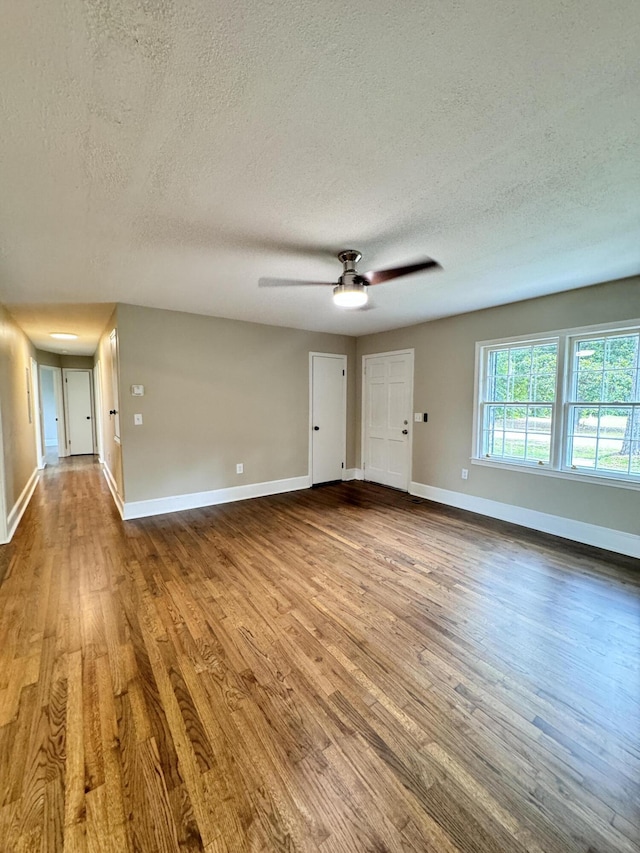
<box><xmin>93</xmin><ymin>362</ymin><xmax>104</xmax><ymax>463</ymax></box>
<box><xmin>309</xmin><ymin>352</ymin><xmax>348</xmax><ymax>484</ymax></box>
<box><xmin>63</xmin><ymin>368</ymin><xmax>96</xmax><ymax>455</ymax></box>
<box><xmin>361</xmin><ymin>349</ymin><xmax>414</xmax><ymax>490</ymax></box>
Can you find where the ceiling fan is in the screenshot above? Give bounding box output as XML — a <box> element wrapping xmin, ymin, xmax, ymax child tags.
<box><xmin>259</xmin><ymin>250</ymin><xmax>442</xmax><ymax>309</ymax></box>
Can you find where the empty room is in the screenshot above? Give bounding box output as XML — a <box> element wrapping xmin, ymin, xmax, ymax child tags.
<box><xmin>1</xmin><ymin>1</ymin><xmax>639</xmax><ymax>851</ymax></box>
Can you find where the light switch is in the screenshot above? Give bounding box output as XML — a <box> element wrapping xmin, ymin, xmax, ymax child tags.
<box><xmin>131</xmin><ymin>384</ymin><xmax>144</xmax><ymax>396</ymax></box>
<box><xmin>414</xmin><ymin>413</ymin><xmax>422</xmax><ymax>422</ymax></box>
<box><xmin>134</xmin><ymin>414</ymin><xmax>143</xmax><ymax>425</ymax></box>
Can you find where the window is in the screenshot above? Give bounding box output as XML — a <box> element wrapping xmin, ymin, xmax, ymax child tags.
<box><xmin>567</xmin><ymin>331</ymin><xmax>640</xmax><ymax>477</ymax></box>
<box><xmin>475</xmin><ymin>322</ymin><xmax>640</xmax><ymax>487</ymax></box>
<box><xmin>481</xmin><ymin>340</ymin><xmax>558</xmax><ymax>465</ymax></box>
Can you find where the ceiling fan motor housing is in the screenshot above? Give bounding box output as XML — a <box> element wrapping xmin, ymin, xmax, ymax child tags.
<box><xmin>337</xmin><ymin>249</ymin><xmax>369</xmax><ymax>291</ymax></box>
<box><xmin>334</xmin><ymin>251</ymin><xmax>369</xmax><ymax>306</ymax></box>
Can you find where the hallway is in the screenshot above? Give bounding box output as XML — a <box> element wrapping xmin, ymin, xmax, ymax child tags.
<box><xmin>0</xmin><ymin>459</ymin><xmax>639</xmax><ymax>851</ymax></box>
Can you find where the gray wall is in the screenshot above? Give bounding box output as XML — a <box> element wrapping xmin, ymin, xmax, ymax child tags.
<box><xmin>357</xmin><ymin>276</ymin><xmax>640</xmax><ymax>536</ymax></box>
<box><xmin>36</xmin><ymin>349</ymin><xmax>95</xmax><ymax>370</ymax></box>
<box><xmin>0</xmin><ymin>304</ymin><xmax>37</xmax><ymax>519</ymax></box>
<box><xmin>117</xmin><ymin>304</ymin><xmax>357</xmax><ymax>503</ymax></box>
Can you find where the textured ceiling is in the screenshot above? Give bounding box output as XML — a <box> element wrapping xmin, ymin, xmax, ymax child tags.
<box><xmin>1</xmin><ymin>0</ymin><xmax>640</xmax><ymax>345</ymax></box>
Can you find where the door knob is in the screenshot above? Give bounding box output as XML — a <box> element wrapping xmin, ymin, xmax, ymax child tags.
<box><xmin>402</xmin><ymin>429</ymin><xmax>408</xmax><ymax>434</ymax></box>
<box><xmin>313</xmin><ymin>426</ymin><xmax>320</xmax><ymax>431</ymax></box>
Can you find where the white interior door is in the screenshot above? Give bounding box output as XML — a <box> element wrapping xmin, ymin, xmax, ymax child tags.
<box><xmin>64</xmin><ymin>370</ymin><xmax>95</xmax><ymax>455</ymax></box>
<box><xmin>362</xmin><ymin>350</ymin><xmax>413</xmax><ymax>490</ymax></box>
<box><xmin>311</xmin><ymin>354</ymin><xmax>347</xmax><ymax>484</ymax></box>
<box><xmin>53</xmin><ymin>368</ymin><xmax>67</xmax><ymax>455</ymax></box>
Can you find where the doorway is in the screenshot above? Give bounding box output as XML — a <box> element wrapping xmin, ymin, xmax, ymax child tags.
<box><xmin>310</xmin><ymin>353</ymin><xmax>347</xmax><ymax>485</ymax></box>
<box><xmin>361</xmin><ymin>350</ymin><xmax>414</xmax><ymax>490</ymax></box>
<box><xmin>63</xmin><ymin>369</ymin><xmax>95</xmax><ymax>456</ymax></box>
<box><xmin>39</xmin><ymin>365</ymin><xmax>65</xmax><ymax>464</ymax></box>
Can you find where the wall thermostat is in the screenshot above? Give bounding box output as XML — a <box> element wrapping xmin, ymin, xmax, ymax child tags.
<box><xmin>131</xmin><ymin>384</ymin><xmax>144</xmax><ymax>396</ymax></box>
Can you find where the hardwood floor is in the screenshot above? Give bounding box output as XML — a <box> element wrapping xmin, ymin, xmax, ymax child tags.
<box><xmin>0</xmin><ymin>458</ymin><xmax>639</xmax><ymax>852</ymax></box>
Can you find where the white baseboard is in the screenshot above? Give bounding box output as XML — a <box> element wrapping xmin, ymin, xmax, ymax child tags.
<box><xmin>3</xmin><ymin>468</ymin><xmax>39</xmax><ymax>544</ymax></box>
<box><xmin>409</xmin><ymin>481</ymin><xmax>640</xmax><ymax>559</ymax></box>
<box><xmin>122</xmin><ymin>475</ymin><xmax>312</xmax><ymax>521</ymax></box>
<box><xmin>102</xmin><ymin>464</ymin><xmax>124</xmax><ymax>519</ymax></box>
<box><xmin>343</xmin><ymin>468</ymin><xmax>363</xmax><ymax>481</ymax></box>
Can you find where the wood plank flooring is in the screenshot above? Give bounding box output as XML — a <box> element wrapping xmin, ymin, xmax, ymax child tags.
<box><xmin>0</xmin><ymin>457</ymin><xmax>639</xmax><ymax>852</ymax></box>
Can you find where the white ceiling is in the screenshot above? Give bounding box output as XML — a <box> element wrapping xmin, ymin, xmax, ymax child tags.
<box><xmin>1</xmin><ymin>0</ymin><xmax>639</xmax><ymax>345</ymax></box>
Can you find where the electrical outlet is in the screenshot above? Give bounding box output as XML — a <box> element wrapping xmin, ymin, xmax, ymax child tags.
<box><xmin>236</xmin><ymin>463</ymin><xmax>243</xmax><ymax>474</ymax></box>
<box><xmin>134</xmin><ymin>413</ymin><xmax>143</xmax><ymax>425</ymax></box>
<box><xmin>461</xmin><ymin>468</ymin><xmax>469</xmax><ymax>480</ymax></box>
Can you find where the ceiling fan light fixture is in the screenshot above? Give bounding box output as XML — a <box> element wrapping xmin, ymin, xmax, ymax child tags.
<box><xmin>333</xmin><ymin>282</ymin><xmax>368</xmax><ymax>308</ymax></box>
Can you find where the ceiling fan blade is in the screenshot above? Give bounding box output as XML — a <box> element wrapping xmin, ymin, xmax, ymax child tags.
<box><xmin>365</xmin><ymin>258</ymin><xmax>441</xmax><ymax>286</ymax></box>
<box><xmin>259</xmin><ymin>277</ymin><xmax>334</xmax><ymax>288</ymax></box>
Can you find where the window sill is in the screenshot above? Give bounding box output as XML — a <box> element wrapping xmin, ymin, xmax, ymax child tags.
<box><xmin>470</xmin><ymin>457</ymin><xmax>640</xmax><ymax>492</ymax></box>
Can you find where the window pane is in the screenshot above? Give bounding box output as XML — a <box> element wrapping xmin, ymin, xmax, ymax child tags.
<box><xmin>625</xmin><ymin>409</ymin><xmax>640</xmax><ymax>474</ymax></box>
<box><xmin>567</xmin><ymin>405</ymin><xmax>639</xmax><ymax>475</ymax></box>
<box><xmin>485</xmin><ymin>430</ymin><xmax>504</xmax><ymax>456</ymax></box>
<box><xmin>567</xmin><ymin>406</ymin><xmax>598</xmax><ymax>469</ymax></box>
<box><xmin>493</xmin><ymin>376</ymin><xmax>508</xmax><ymax>401</ymax></box>
<box><xmin>486</xmin><ymin>342</ymin><xmax>557</xmax><ymax>404</ymax></box>
<box><xmin>603</xmin><ymin>369</ymin><xmax>634</xmax><ymax>403</ymax></box>
<box><xmin>568</xmin><ymin>406</ymin><xmax>597</xmax><ymax>437</ymax></box>
<box><xmin>503</xmin><ymin>434</ymin><xmax>526</xmax><ymax>459</ymax></box>
<box><xmin>597</xmin><ymin>438</ymin><xmax>629</xmax><ymax>473</ymax></box>
<box><xmin>573</xmin><ymin>333</ymin><xmax>640</xmax><ymax>405</ymax></box>
<box><xmin>570</xmin><ymin>437</ymin><xmax>597</xmax><ymax>470</ymax></box>
<box><xmin>605</xmin><ymin>335</ymin><xmax>638</xmax><ymax>370</ymax></box>
<box><xmin>532</xmin><ymin>342</ymin><xmax>558</xmax><ymax>372</ymax></box>
<box><xmin>492</xmin><ymin>350</ymin><xmax>509</xmax><ymax>376</ymax></box>
<box><xmin>532</xmin><ymin>374</ymin><xmax>555</xmax><ymax>402</ymax></box>
<box><xmin>483</xmin><ymin>404</ymin><xmax>551</xmax><ymax>463</ymax></box>
<box><xmin>510</xmin><ymin>374</ymin><xmax>531</xmax><ymax>402</ymax></box>
<box><xmin>576</xmin><ymin>370</ymin><xmax>603</xmax><ymax>403</ymax></box>
<box><xmin>510</xmin><ymin>347</ymin><xmax>532</xmax><ymax>375</ymax></box>
<box><xmin>527</xmin><ymin>406</ymin><xmax>552</xmax><ymax>431</ymax></box>
<box><xmin>525</xmin><ymin>406</ymin><xmax>551</xmax><ymax>462</ymax></box>
<box><xmin>575</xmin><ymin>339</ymin><xmax>604</xmax><ymax>370</ymax></box>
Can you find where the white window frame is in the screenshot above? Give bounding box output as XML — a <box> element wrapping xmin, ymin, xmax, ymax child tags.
<box><xmin>472</xmin><ymin>318</ymin><xmax>640</xmax><ymax>491</ymax></box>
